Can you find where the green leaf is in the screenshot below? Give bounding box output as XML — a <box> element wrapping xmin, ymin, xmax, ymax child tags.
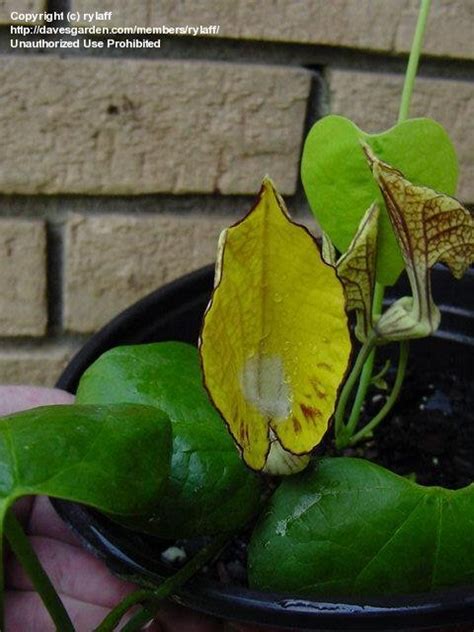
<box><xmin>0</xmin><ymin>404</ymin><xmax>171</xmax><ymax>520</ymax></box>
<box><xmin>0</xmin><ymin>403</ymin><xmax>171</xmax><ymax>627</ymax></box>
<box><xmin>76</xmin><ymin>342</ymin><xmax>263</xmax><ymax>537</ymax></box>
<box><xmin>301</xmin><ymin>116</ymin><xmax>458</xmax><ymax>285</ymax></box>
<box><xmin>248</xmin><ymin>458</ymin><xmax>474</xmax><ymax>596</ymax></box>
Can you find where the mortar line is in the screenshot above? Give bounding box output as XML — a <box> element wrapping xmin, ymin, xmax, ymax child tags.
<box><xmin>45</xmin><ymin>219</ymin><xmax>64</xmax><ymax>337</ymax></box>
<box><xmin>291</xmin><ymin>68</ymin><xmax>325</xmax><ymax>218</ymax></box>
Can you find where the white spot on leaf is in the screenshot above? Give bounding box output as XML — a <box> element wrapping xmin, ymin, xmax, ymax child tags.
<box><xmin>241</xmin><ymin>355</ymin><xmax>291</xmax><ymax>420</ymax></box>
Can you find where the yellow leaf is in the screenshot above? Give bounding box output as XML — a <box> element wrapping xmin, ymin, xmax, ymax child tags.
<box><xmin>199</xmin><ymin>178</ymin><xmax>351</xmax><ymax>474</ymax></box>
<box><xmin>363</xmin><ymin>145</ymin><xmax>474</xmax><ymax>340</ymax></box>
<box><xmin>336</xmin><ymin>203</ymin><xmax>379</xmax><ymax>342</ymax></box>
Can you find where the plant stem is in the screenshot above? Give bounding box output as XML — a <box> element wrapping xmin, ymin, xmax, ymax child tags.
<box><xmin>120</xmin><ymin>607</ymin><xmax>155</xmax><ymax>632</ymax></box>
<box><xmin>342</xmin><ymin>350</ymin><xmax>376</xmax><ymax>439</ymax></box>
<box><xmin>337</xmin><ymin>0</ymin><xmax>433</xmax><ymax>448</ymax></box>
<box><xmin>94</xmin><ymin>589</ymin><xmax>151</xmax><ymax>632</ymax></box>
<box><xmin>349</xmin><ymin>340</ymin><xmax>410</xmax><ymax>446</ymax></box>
<box><xmin>97</xmin><ymin>532</ymin><xmax>230</xmax><ymax>632</ymax></box>
<box><xmin>341</xmin><ymin>283</ymin><xmax>385</xmax><ymax>442</ymax></box>
<box><xmin>398</xmin><ymin>0</ymin><xmax>433</xmax><ymax>123</ymax></box>
<box><xmin>4</xmin><ymin>510</ymin><xmax>75</xmax><ymax>632</ymax></box>
<box><xmin>334</xmin><ymin>331</ymin><xmax>377</xmax><ymax>448</ymax></box>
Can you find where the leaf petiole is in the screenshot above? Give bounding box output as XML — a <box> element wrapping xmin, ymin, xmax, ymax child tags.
<box><xmin>93</xmin><ymin>589</ymin><xmax>151</xmax><ymax>632</ymax></box>
<box><xmin>349</xmin><ymin>340</ymin><xmax>410</xmax><ymax>446</ymax></box>
<box><xmin>398</xmin><ymin>0</ymin><xmax>433</xmax><ymax>123</ymax></box>
<box><xmin>341</xmin><ymin>282</ymin><xmax>385</xmax><ymax>443</ymax></box>
<box><xmin>4</xmin><ymin>510</ymin><xmax>75</xmax><ymax>632</ymax></box>
<box><xmin>334</xmin><ymin>331</ymin><xmax>378</xmax><ymax>448</ymax></box>
<box><xmin>96</xmin><ymin>532</ymin><xmax>231</xmax><ymax>632</ymax></box>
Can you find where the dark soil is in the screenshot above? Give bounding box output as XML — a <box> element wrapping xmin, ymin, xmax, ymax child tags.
<box><xmin>336</xmin><ymin>360</ymin><xmax>474</xmax><ymax>489</ymax></box>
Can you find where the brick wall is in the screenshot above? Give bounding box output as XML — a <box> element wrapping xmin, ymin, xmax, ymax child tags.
<box><xmin>0</xmin><ymin>0</ymin><xmax>473</xmax><ymax>385</ymax></box>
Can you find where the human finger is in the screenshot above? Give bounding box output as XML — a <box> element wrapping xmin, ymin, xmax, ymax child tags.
<box><xmin>4</xmin><ymin>590</ymin><xmax>119</xmax><ymax>632</ymax></box>
<box><xmin>6</xmin><ymin>535</ymin><xmax>135</xmax><ymax>609</ymax></box>
<box><xmin>0</xmin><ymin>385</ymin><xmax>74</xmax><ymax>416</ymax></box>
<box><xmin>26</xmin><ymin>495</ymin><xmax>81</xmax><ymax>546</ymax></box>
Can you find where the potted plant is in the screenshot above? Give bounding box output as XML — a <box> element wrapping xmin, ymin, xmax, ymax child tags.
<box><xmin>1</xmin><ymin>1</ymin><xmax>473</xmax><ymax>630</ymax></box>
<box><xmin>52</xmin><ymin>263</ymin><xmax>473</xmax><ymax>632</ymax></box>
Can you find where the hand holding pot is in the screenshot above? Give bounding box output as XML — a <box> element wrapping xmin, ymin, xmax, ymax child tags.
<box><xmin>1</xmin><ymin>386</ymin><xmax>223</xmax><ymax>632</ymax></box>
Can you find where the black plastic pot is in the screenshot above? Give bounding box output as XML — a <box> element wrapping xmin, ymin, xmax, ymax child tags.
<box><xmin>54</xmin><ymin>265</ymin><xmax>474</xmax><ymax>631</ymax></box>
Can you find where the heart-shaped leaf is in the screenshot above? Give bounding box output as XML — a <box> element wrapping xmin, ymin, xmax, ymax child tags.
<box><xmin>0</xmin><ymin>404</ymin><xmax>171</xmax><ymax>521</ymax></box>
<box><xmin>0</xmin><ymin>403</ymin><xmax>171</xmax><ymax>620</ymax></box>
<box><xmin>200</xmin><ymin>178</ymin><xmax>352</xmax><ymax>475</ymax></box>
<box><xmin>75</xmin><ymin>341</ymin><xmax>262</xmax><ymax>537</ymax></box>
<box><xmin>248</xmin><ymin>458</ymin><xmax>474</xmax><ymax>596</ymax></box>
<box><xmin>301</xmin><ymin>116</ymin><xmax>458</xmax><ymax>285</ymax></box>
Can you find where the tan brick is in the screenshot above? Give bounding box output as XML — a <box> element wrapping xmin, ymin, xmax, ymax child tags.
<box><xmin>395</xmin><ymin>0</ymin><xmax>474</xmax><ymax>60</ymax></box>
<box><xmin>0</xmin><ymin>56</ymin><xmax>310</xmax><ymax>196</ymax></box>
<box><xmin>327</xmin><ymin>69</ymin><xmax>474</xmax><ymax>203</ymax></box>
<box><xmin>0</xmin><ymin>0</ymin><xmax>45</xmax><ymax>24</ymax></box>
<box><xmin>0</xmin><ymin>345</ymin><xmax>75</xmax><ymax>386</ymax></box>
<box><xmin>73</xmin><ymin>0</ymin><xmax>474</xmax><ymax>60</ymax></box>
<box><xmin>64</xmin><ymin>213</ymin><xmax>232</xmax><ymax>333</ymax></box>
<box><xmin>0</xmin><ymin>219</ymin><xmax>47</xmax><ymax>336</ymax></box>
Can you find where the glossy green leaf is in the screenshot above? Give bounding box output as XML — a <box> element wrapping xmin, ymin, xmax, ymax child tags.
<box><xmin>76</xmin><ymin>342</ymin><xmax>263</xmax><ymax>537</ymax></box>
<box><xmin>301</xmin><ymin>116</ymin><xmax>458</xmax><ymax>285</ymax></box>
<box><xmin>249</xmin><ymin>458</ymin><xmax>474</xmax><ymax>596</ymax></box>
<box><xmin>0</xmin><ymin>404</ymin><xmax>171</xmax><ymax>520</ymax></box>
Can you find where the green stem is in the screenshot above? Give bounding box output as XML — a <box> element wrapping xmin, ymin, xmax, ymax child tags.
<box><xmin>349</xmin><ymin>341</ymin><xmax>410</xmax><ymax>446</ymax></box>
<box><xmin>334</xmin><ymin>331</ymin><xmax>377</xmax><ymax>447</ymax></box>
<box><xmin>94</xmin><ymin>589</ymin><xmax>150</xmax><ymax>632</ymax></box>
<box><xmin>343</xmin><ymin>350</ymin><xmax>376</xmax><ymax>440</ymax></box>
<box><xmin>398</xmin><ymin>0</ymin><xmax>433</xmax><ymax>123</ymax></box>
<box><xmin>4</xmin><ymin>510</ymin><xmax>75</xmax><ymax>632</ymax></box>
<box><xmin>120</xmin><ymin>607</ymin><xmax>155</xmax><ymax>632</ymax></box>
<box><xmin>372</xmin><ymin>282</ymin><xmax>385</xmax><ymax>319</ymax></box>
<box><xmin>98</xmin><ymin>532</ymin><xmax>230</xmax><ymax>632</ymax></box>
<box><xmin>341</xmin><ymin>283</ymin><xmax>385</xmax><ymax>442</ymax></box>
<box><xmin>338</xmin><ymin>0</ymin><xmax>432</xmax><ymax>449</ymax></box>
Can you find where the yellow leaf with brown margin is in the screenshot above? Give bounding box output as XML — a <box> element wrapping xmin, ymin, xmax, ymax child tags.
<box><xmin>199</xmin><ymin>178</ymin><xmax>351</xmax><ymax>474</ymax></box>
<box><xmin>363</xmin><ymin>145</ymin><xmax>474</xmax><ymax>340</ymax></box>
<box><xmin>336</xmin><ymin>203</ymin><xmax>379</xmax><ymax>342</ymax></box>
